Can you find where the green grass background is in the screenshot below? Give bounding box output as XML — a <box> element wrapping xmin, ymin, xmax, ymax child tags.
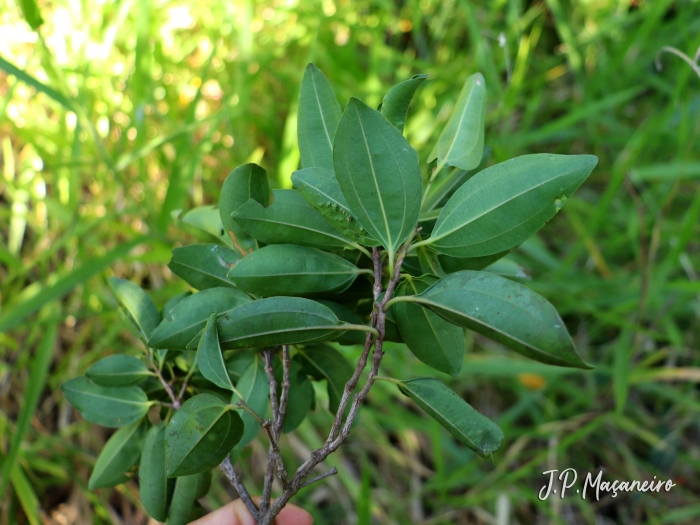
<box><xmin>1</xmin><ymin>0</ymin><xmax>699</xmax><ymax>523</ymax></box>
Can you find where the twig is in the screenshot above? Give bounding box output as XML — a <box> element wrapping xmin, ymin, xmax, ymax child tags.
<box><xmin>261</xmin><ymin>348</ymin><xmax>280</xmax><ymax>515</ymax></box>
<box><xmin>276</xmin><ymin>345</ymin><xmax>291</xmax><ymax>439</ymax></box>
<box><xmin>154</xmin><ymin>365</ymin><xmax>180</xmax><ymax>409</ymax></box>
<box><xmin>220</xmin><ymin>455</ymin><xmax>259</xmax><ymax>521</ymax></box>
<box><xmin>298</xmin><ymin>467</ymin><xmax>338</xmax><ymax>490</ymax></box>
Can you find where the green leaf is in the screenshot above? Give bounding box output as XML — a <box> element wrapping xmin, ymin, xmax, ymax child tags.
<box><xmin>482</xmin><ymin>258</ymin><xmax>529</xmax><ymax>280</ymax></box>
<box><xmin>165</xmin><ymin>474</ymin><xmax>199</xmax><ymax>525</ymax></box>
<box><xmin>140</xmin><ymin>423</ymin><xmax>172</xmax><ymax>522</ymax></box>
<box><xmin>172</xmin><ymin>206</ymin><xmax>233</xmax><ymax>248</ymax></box>
<box><xmin>232</xmin><ymin>189</ymin><xmax>354</xmax><ymax>250</ymax></box>
<box><xmin>162</xmin><ymin>292</ymin><xmax>192</xmax><ymax>316</ymax></box>
<box><xmin>194</xmin><ymin>470</ymin><xmax>212</xmax><ymax>499</ymax></box>
<box><xmin>296</xmin><ymin>345</ymin><xmax>353</xmax><ymax>414</ymax></box>
<box><xmin>149</xmin><ymin>287</ymin><xmax>252</xmax><ymax>350</ymax></box>
<box><xmin>89</xmin><ymin>418</ymin><xmax>148</xmax><ymax>489</ymax></box>
<box><xmin>219</xmin><ymin>163</ymin><xmax>270</xmax><ymax>252</ymax></box>
<box><xmin>274</xmin><ymin>358</ymin><xmax>314</xmax><ymax>433</ymax></box>
<box><xmin>61</xmin><ymin>377</ymin><xmax>152</xmax><ymax>427</ymax></box>
<box><xmin>225</xmin><ymin>351</ymin><xmax>256</xmax><ymax>383</ymax></box>
<box><xmin>394</xmin><ymin>277</ymin><xmax>464</xmax><ymax>376</ymax></box>
<box><xmin>298</xmin><ymin>63</ymin><xmax>342</xmax><ymax>170</ymax></box>
<box><xmin>208</xmin><ymin>297</ymin><xmax>349</xmax><ymax>350</ymax></box>
<box><xmin>384</xmin><ymin>307</ymin><xmax>403</xmax><ymax>343</ymax></box>
<box><xmin>316</xmin><ymin>300</ymin><xmax>366</xmax><ymax>345</ymax></box>
<box><xmin>228</xmin><ymin>244</ymin><xmax>365</xmax><ymax>297</ymax></box>
<box><xmin>197</xmin><ymin>313</ymin><xmax>234</xmax><ymax>391</ymax></box>
<box><xmin>417</xmin><ymin>246</ymin><xmax>446</xmax><ymax>278</ymax></box>
<box><xmin>232</xmin><ymin>356</ymin><xmax>268</xmax><ymax>449</ymax></box>
<box><xmin>18</xmin><ymin>0</ymin><xmax>44</xmax><ymax>30</ymax></box>
<box><xmin>166</xmin><ymin>394</ymin><xmax>244</xmax><ymax>477</ymax></box>
<box><xmin>438</xmin><ymin>250</ymin><xmax>510</xmax><ymax>274</ymax></box>
<box><xmin>379</xmin><ymin>74</ymin><xmax>428</xmax><ymax>132</ymax></box>
<box><xmin>85</xmin><ymin>355</ymin><xmax>152</xmax><ymax>387</ymax></box>
<box><xmin>422</xmin><ymin>146</ymin><xmax>491</xmax><ymax>212</ymax></box>
<box><xmin>333</xmin><ymin>98</ymin><xmax>423</xmax><ymax>257</ymax></box>
<box><xmin>407</xmin><ymin>271</ymin><xmax>590</xmax><ymax>368</ymax></box>
<box><xmin>398</xmin><ymin>377</ymin><xmax>503</xmax><ymax>457</ymax></box>
<box><xmin>427</xmin><ymin>154</ymin><xmax>598</xmax><ymax>257</ymax></box>
<box><xmin>107</xmin><ymin>277</ymin><xmax>161</xmax><ymax>343</ymax></box>
<box><xmin>436</xmin><ymin>73</ymin><xmax>486</xmax><ymax>171</ymax></box>
<box><xmin>291</xmin><ymin>167</ymin><xmax>380</xmax><ymax>246</ymax></box>
<box><xmin>168</xmin><ymin>244</ymin><xmax>240</xmax><ymax>290</ymax></box>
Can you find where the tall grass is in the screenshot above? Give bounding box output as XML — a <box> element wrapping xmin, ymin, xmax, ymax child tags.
<box><xmin>1</xmin><ymin>0</ymin><xmax>699</xmax><ymax>523</ymax></box>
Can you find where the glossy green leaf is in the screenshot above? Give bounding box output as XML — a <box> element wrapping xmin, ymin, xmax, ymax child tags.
<box><xmin>379</xmin><ymin>74</ymin><xmax>428</xmax><ymax>132</ymax></box>
<box><xmin>232</xmin><ymin>189</ymin><xmax>354</xmax><ymax>250</ymax></box>
<box><xmin>428</xmin><ymin>154</ymin><xmax>598</xmax><ymax>257</ymax></box>
<box><xmin>291</xmin><ymin>167</ymin><xmax>380</xmax><ymax>246</ymax></box>
<box><xmin>209</xmin><ymin>297</ymin><xmax>349</xmax><ymax>350</ymax></box>
<box><xmin>89</xmin><ymin>418</ymin><xmax>148</xmax><ymax>489</ymax></box>
<box><xmin>107</xmin><ymin>277</ymin><xmax>161</xmax><ymax>343</ymax></box>
<box><xmin>316</xmin><ymin>300</ymin><xmax>366</xmax><ymax>345</ymax></box>
<box><xmin>228</xmin><ymin>244</ymin><xmax>365</xmax><ymax>297</ymax></box>
<box><xmin>398</xmin><ymin>377</ymin><xmax>503</xmax><ymax>456</ymax></box>
<box><xmin>168</xmin><ymin>244</ymin><xmax>239</xmax><ymax>290</ymax></box>
<box><xmin>407</xmin><ymin>271</ymin><xmax>590</xmax><ymax>368</ymax></box>
<box><xmin>296</xmin><ymin>344</ymin><xmax>353</xmax><ymax>414</ymax></box>
<box><xmin>274</xmin><ymin>358</ymin><xmax>314</xmax><ymax>433</ymax></box>
<box><xmin>149</xmin><ymin>287</ymin><xmax>252</xmax><ymax>350</ymax></box>
<box><xmin>197</xmin><ymin>313</ymin><xmax>234</xmax><ymax>391</ymax></box>
<box><xmin>482</xmin><ymin>258</ymin><xmax>529</xmax><ymax>280</ymax></box>
<box><xmin>417</xmin><ymin>246</ymin><xmax>446</xmax><ymax>277</ymax></box>
<box><xmin>219</xmin><ymin>163</ymin><xmax>270</xmax><ymax>252</ymax></box>
<box><xmin>61</xmin><ymin>376</ymin><xmax>152</xmax><ymax>427</ymax></box>
<box><xmin>298</xmin><ymin>63</ymin><xmax>342</xmax><ymax>170</ymax></box>
<box><xmin>438</xmin><ymin>250</ymin><xmax>510</xmax><ymax>274</ymax></box>
<box><xmin>422</xmin><ymin>147</ymin><xmax>491</xmax><ymax>212</ymax></box>
<box><xmin>436</xmin><ymin>73</ymin><xmax>486</xmax><ymax>171</ymax></box>
<box><xmin>333</xmin><ymin>98</ymin><xmax>422</xmax><ymax>257</ymax></box>
<box><xmin>172</xmin><ymin>206</ymin><xmax>233</xmax><ymax>248</ymax></box>
<box><xmin>232</xmin><ymin>356</ymin><xmax>268</xmax><ymax>449</ymax></box>
<box><xmin>394</xmin><ymin>277</ymin><xmax>464</xmax><ymax>376</ymax></box>
<box><xmin>165</xmin><ymin>474</ymin><xmax>199</xmax><ymax>525</ymax></box>
<box><xmin>166</xmin><ymin>394</ymin><xmax>244</xmax><ymax>477</ymax></box>
<box><xmin>140</xmin><ymin>423</ymin><xmax>172</xmax><ymax>522</ymax></box>
<box><xmin>85</xmin><ymin>355</ymin><xmax>151</xmax><ymax>387</ymax></box>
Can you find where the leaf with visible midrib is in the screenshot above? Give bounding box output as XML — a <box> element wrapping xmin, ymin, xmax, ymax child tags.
<box><xmin>393</xmin><ymin>277</ymin><xmax>464</xmax><ymax>376</ymax></box>
<box><xmin>292</xmin><ymin>167</ymin><xmax>380</xmax><ymax>246</ymax></box>
<box><xmin>86</xmin><ymin>355</ymin><xmax>151</xmax><ymax>387</ymax></box>
<box><xmin>149</xmin><ymin>287</ymin><xmax>252</xmax><ymax>350</ymax></box>
<box><xmin>232</xmin><ymin>189</ymin><xmax>355</xmax><ymax>250</ymax></box>
<box><xmin>436</xmin><ymin>72</ymin><xmax>486</xmax><ymax>171</ymax></box>
<box><xmin>61</xmin><ymin>376</ymin><xmax>152</xmax><ymax>427</ymax></box>
<box><xmin>398</xmin><ymin>377</ymin><xmax>503</xmax><ymax>457</ymax></box>
<box><xmin>379</xmin><ymin>74</ymin><xmax>428</xmax><ymax>132</ymax></box>
<box><xmin>427</xmin><ymin>154</ymin><xmax>598</xmax><ymax>258</ymax></box>
<box><xmin>219</xmin><ymin>163</ymin><xmax>270</xmax><ymax>252</ymax></box>
<box><xmin>333</xmin><ymin>98</ymin><xmax>422</xmax><ymax>256</ymax></box>
<box><xmin>298</xmin><ymin>64</ymin><xmax>342</xmax><ymax>170</ymax></box>
<box><xmin>231</xmin><ymin>356</ymin><xmax>268</xmax><ymax>449</ymax></box>
<box><xmin>208</xmin><ymin>297</ymin><xmax>348</xmax><ymax>350</ymax></box>
<box><xmin>197</xmin><ymin>313</ymin><xmax>234</xmax><ymax>391</ymax></box>
<box><xmin>140</xmin><ymin>424</ymin><xmax>171</xmax><ymax>522</ymax></box>
<box><xmin>228</xmin><ymin>244</ymin><xmax>365</xmax><ymax>297</ymax></box>
<box><xmin>108</xmin><ymin>277</ymin><xmax>161</xmax><ymax>343</ymax></box>
<box><xmin>168</xmin><ymin>244</ymin><xmax>239</xmax><ymax>290</ymax></box>
<box><xmin>166</xmin><ymin>394</ymin><xmax>244</xmax><ymax>477</ymax></box>
<box><xmin>89</xmin><ymin>418</ymin><xmax>148</xmax><ymax>489</ymax></box>
<box><xmin>407</xmin><ymin>270</ymin><xmax>591</xmax><ymax>368</ymax></box>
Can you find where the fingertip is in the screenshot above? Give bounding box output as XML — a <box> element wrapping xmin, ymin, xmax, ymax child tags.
<box><xmin>276</xmin><ymin>504</ymin><xmax>314</xmax><ymax>525</ymax></box>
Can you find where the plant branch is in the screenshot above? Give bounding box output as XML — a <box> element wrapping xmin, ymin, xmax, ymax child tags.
<box><xmin>153</xmin><ymin>362</ymin><xmax>180</xmax><ymax>410</ymax></box>
<box><xmin>276</xmin><ymin>345</ymin><xmax>291</xmax><ymax>438</ymax></box>
<box><xmin>220</xmin><ymin>455</ymin><xmax>259</xmax><ymax>521</ymax></box>
<box><xmin>298</xmin><ymin>467</ymin><xmax>338</xmax><ymax>490</ymax></box>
